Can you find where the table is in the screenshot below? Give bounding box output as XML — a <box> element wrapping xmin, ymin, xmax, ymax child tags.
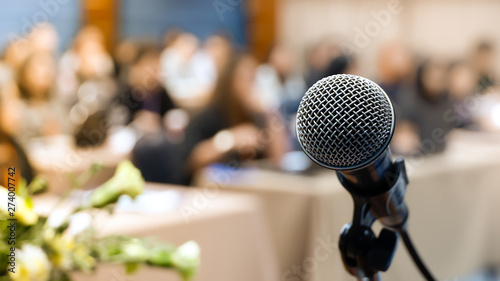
<box><xmin>27</xmin><ymin>130</ymin><xmax>133</xmax><ymax>194</ymax></box>
<box><xmin>194</xmin><ymin>130</ymin><xmax>500</xmax><ymax>281</ymax></box>
<box><xmin>34</xmin><ymin>184</ymin><xmax>280</xmax><ymax>281</ymax></box>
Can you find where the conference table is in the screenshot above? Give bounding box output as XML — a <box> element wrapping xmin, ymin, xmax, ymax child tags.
<box><xmin>194</xmin><ymin>130</ymin><xmax>500</xmax><ymax>281</ymax></box>
<box><xmin>26</xmin><ymin>129</ymin><xmax>135</xmax><ymax>194</ymax></box>
<box><xmin>34</xmin><ymin>184</ymin><xmax>280</xmax><ymax>281</ymax></box>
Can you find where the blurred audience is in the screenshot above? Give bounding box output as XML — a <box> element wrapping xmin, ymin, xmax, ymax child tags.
<box><xmin>395</xmin><ymin>60</ymin><xmax>454</xmax><ymax>155</ymax></box>
<box><xmin>255</xmin><ymin>43</ymin><xmax>306</xmax><ymax>111</ymax></box>
<box><xmin>59</xmin><ymin>26</ymin><xmax>118</xmax><ymax>147</ymax></box>
<box><xmin>118</xmin><ymin>46</ymin><xmax>176</xmax><ymax>125</ymax></box>
<box><xmin>0</xmin><ymin>65</ymin><xmax>34</xmax><ymax>184</ymax></box>
<box><xmin>447</xmin><ymin>61</ymin><xmax>478</xmax><ymax>129</ymax></box>
<box><xmin>58</xmin><ymin>26</ymin><xmax>115</xmax><ymax>106</ymax></box>
<box><xmin>114</xmin><ymin>40</ymin><xmax>140</xmax><ymax>89</ymax></box>
<box><xmin>324</xmin><ymin>53</ymin><xmax>355</xmax><ymax>76</ymax></box>
<box><xmin>131</xmin><ymin>110</ymin><xmax>188</xmax><ymax>185</ymax></box>
<box><xmin>183</xmin><ymin>53</ymin><xmax>288</xmax><ymax>183</ymax></box>
<box><xmin>305</xmin><ymin>38</ymin><xmax>339</xmax><ymax>87</ymax></box>
<box><xmin>160</xmin><ymin>32</ymin><xmax>212</xmax><ymax>111</ymax></box>
<box><xmin>17</xmin><ymin>51</ymin><xmax>69</xmax><ymax>145</ymax></box>
<box><xmin>204</xmin><ymin>34</ymin><xmax>233</xmax><ymax>76</ymax></box>
<box><xmin>0</xmin><ymin>21</ymin><xmax>498</xmax><ymax>185</ymax></box>
<box><xmin>376</xmin><ymin>41</ymin><xmax>414</xmax><ymax>106</ymax></box>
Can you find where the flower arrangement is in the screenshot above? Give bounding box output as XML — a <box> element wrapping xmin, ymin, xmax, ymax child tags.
<box><xmin>0</xmin><ymin>161</ymin><xmax>200</xmax><ymax>281</ymax></box>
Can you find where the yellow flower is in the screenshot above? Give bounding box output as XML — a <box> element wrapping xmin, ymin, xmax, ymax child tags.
<box><xmin>72</xmin><ymin>242</ymin><xmax>96</xmax><ymax>272</ymax></box>
<box><xmin>0</xmin><ymin>187</ymin><xmax>38</xmax><ymax>225</ymax></box>
<box><xmin>9</xmin><ymin>244</ymin><xmax>52</xmax><ymax>281</ymax></box>
<box><xmin>48</xmin><ymin>234</ymin><xmax>75</xmax><ymax>270</ymax></box>
<box><xmin>90</xmin><ymin>161</ymin><xmax>145</xmax><ymax>208</ymax></box>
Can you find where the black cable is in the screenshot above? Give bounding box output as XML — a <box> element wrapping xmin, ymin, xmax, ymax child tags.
<box><xmin>397</xmin><ymin>227</ymin><xmax>437</xmax><ymax>281</ymax></box>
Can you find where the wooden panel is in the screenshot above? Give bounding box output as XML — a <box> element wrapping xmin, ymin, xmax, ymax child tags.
<box><xmin>82</xmin><ymin>0</ymin><xmax>118</xmax><ymax>52</ymax></box>
<box><xmin>248</xmin><ymin>0</ymin><xmax>278</xmax><ymax>61</ymax></box>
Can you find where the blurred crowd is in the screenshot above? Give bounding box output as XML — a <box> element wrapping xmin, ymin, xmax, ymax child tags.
<box><xmin>0</xmin><ymin>23</ymin><xmax>498</xmax><ymax>186</ymax></box>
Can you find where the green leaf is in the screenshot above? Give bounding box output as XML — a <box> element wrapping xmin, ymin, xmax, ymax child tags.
<box><xmin>27</xmin><ymin>176</ymin><xmax>49</xmax><ymax>195</ymax></box>
<box><xmin>50</xmin><ymin>269</ymin><xmax>72</xmax><ymax>281</ymax></box>
<box><xmin>25</xmin><ymin>196</ymin><xmax>33</xmax><ymax>209</ymax></box>
<box><xmin>147</xmin><ymin>246</ymin><xmax>175</xmax><ymax>267</ymax></box>
<box><xmin>17</xmin><ymin>177</ymin><xmax>28</xmax><ymax>198</ymax></box>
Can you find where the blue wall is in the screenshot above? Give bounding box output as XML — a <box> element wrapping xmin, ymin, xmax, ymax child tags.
<box><xmin>0</xmin><ymin>0</ymin><xmax>247</xmax><ymax>54</ymax></box>
<box><xmin>120</xmin><ymin>0</ymin><xmax>247</xmax><ymax>45</ymax></box>
<box><xmin>0</xmin><ymin>0</ymin><xmax>81</xmax><ymax>54</ymax></box>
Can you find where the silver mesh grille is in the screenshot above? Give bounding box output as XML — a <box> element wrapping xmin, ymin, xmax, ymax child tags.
<box><xmin>296</xmin><ymin>74</ymin><xmax>394</xmax><ymax>169</ymax></box>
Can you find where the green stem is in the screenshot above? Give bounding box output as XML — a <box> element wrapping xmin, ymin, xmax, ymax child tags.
<box><xmin>43</xmin><ymin>164</ymin><xmax>103</xmax><ymax>229</ymax></box>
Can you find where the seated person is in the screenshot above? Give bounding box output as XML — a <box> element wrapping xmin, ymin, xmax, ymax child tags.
<box><xmin>183</xmin><ymin>53</ymin><xmax>288</xmax><ymax>183</ymax></box>
<box><xmin>117</xmin><ymin>46</ymin><xmax>176</xmax><ymax>125</ymax></box>
<box><xmin>17</xmin><ymin>52</ymin><xmax>69</xmax><ymax>146</ymax></box>
<box><xmin>394</xmin><ymin>60</ymin><xmax>453</xmax><ymax>155</ymax></box>
<box><xmin>132</xmin><ymin>110</ymin><xmax>188</xmax><ymax>185</ymax></box>
<box><xmin>0</xmin><ymin>70</ymin><xmax>34</xmax><ymax>184</ymax></box>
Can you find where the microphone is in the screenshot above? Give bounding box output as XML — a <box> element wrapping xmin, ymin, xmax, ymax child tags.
<box><xmin>296</xmin><ymin>74</ymin><xmax>436</xmax><ymax>280</ymax></box>
<box><xmin>296</xmin><ymin>74</ymin><xmax>407</xmax><ymax>228</ymax></box>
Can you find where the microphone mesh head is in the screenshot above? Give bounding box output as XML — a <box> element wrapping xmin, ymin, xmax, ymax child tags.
<box><xmin>296</xmin><ymin>74</ymin><xmax>395</xmax><ymax>170</ymax></box>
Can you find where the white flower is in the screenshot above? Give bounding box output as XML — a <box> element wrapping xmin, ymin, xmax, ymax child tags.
<box><xmin>67</xmin><ymin>212</ymin><xmax>92</xmax><ymax>236</ymax></box>
<box><xmin>122</xmin><ymin>239</ymin><xmax>150</xmax><ymax>262</ymax></box>
<box><xmin>174</xmin><ymin>241</ymin><xmax>200</xmax><ymax>262</ymax></box>
<box><xmin>172</xmin><ymin>241</ymin><xmax>200</xmax><ymax>279</ymax></box>
<box><xmin>9</xmin><ymin>244</ymin><xmax>52</xmax><ymax>281</ymax></box>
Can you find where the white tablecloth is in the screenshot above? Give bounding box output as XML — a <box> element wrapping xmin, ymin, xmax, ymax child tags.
<box><xmin>34</xmin><ymin>184</ymin><xmax>280</xmax><ymax>281</ymax></box>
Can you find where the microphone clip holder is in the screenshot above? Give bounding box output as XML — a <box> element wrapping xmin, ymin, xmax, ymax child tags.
<box><xmin>338</xmin><ymin>158</ymin><xmax>409</xmax><ymax>281</ymax></box>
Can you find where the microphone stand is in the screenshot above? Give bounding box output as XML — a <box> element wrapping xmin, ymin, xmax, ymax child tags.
<box><xmin>338</xmin><ymin>158</ymin><xmax>436</xmax><ymax>281</ymax></box>
<box><xmin>338</xmin><ymin>196</ymin><xmax>398</xmax><ymax>281</ymax></box>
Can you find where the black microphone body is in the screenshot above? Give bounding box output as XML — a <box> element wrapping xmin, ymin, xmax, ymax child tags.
<box><xmin>337</xmin><ymin>150</ymin><xmax>408</xmax><ymax>228</ymax></box>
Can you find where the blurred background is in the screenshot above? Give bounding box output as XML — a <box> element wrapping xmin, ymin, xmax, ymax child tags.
<box><xmin>1</xmin><ymin>0</ymin><xmax>500</xmax><ymax>280</ymax></box>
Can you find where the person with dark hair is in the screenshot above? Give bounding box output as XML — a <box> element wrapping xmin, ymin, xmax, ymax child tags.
<box><xmin>305</xmin><ymin>38</ymin><xmax>340</xmax><ymax>88</ymax></box>
<box><xmin>113</xmin><ymin>40</ymin><xmax>140</xmax><ymax>87</ymax></box>
<box><xmin>117</xmin><ymin>46</ymin><xmax>176</xmax><ymax>125</ymax></box>
<box><xmin>204</xmin><ymin>34</ymin><xmax>233</xmax><ymax>76</ymax></box>
<box><xmin>0</xmin><ymin>131</ymin><xmax>34</xmax><ymax>185</ymax></box>
<box><xmin>324</xmin><ymin>54</ymin><xmax>352</xmax><ymax>77</ymax></box>
<box><xmin>17</xmin><ymin>52</ymin><xmax>70</xmax><ymax>145</ymax></box>
<box><xmin>131</xmin><ymin>109</ymin><xmax>188</xmax><ymax>185</ymax></box>
<box><xmin>447</xmin><ymin>61</ymin><xmax>478</xmax><ymax>129</ymax></box>
<box><xmin>0</xmin><ymin>68</ymin><xmax>34</xmax><ymax>184</ymax></box>
<box><xmin>396</xmin><ymin>60</ymin><xmax>453</xmax><ymax>155</ymax></box>
<box><xmin>182</xmin><ymin>53</ymin><xmax>288</xmax><ymax>183</ymax></box>
<box><xmin>122</xmin><ymin>46</ymin><xmax>183</xmax><ymax>184</ymax></box>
